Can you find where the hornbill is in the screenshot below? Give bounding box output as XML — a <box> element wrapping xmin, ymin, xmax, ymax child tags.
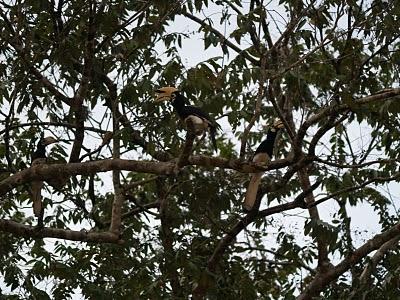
<box><xmin>155</xmin><ymin>87</ymin><xmax>220</xmax><ymax>152</ymax></box>
<box><xmin>243</xmin><ymin>118</ymin><xmax>284</xmax><ymax>212</ymax></box>
<box><xmin>31</xmin><ymin>133</ymin><xmax>58</xmax><ymax>223</ymax></box>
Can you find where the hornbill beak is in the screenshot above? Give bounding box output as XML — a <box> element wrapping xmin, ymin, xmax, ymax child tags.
<box><xmin>42</xmin><ymin>136</ymin><xmax>58</xmax><ymax>145</ymax></box>
<box><xmin>154</xmin><ymin>86</ymin><xmax>179</xmax><ymax>103</ymax></box>
<box><xmin>262</xmin><ymin>118</ymin><xmax>284</xmax><ymax>130</ymax></box>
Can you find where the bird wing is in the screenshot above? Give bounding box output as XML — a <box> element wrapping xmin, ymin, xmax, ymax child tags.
<box><xmin>183</xmin><ymin>105</ymin><xmax>219</xmax><ymax>129</ymax></box>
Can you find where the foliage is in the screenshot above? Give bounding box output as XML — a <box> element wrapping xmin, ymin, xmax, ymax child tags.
<box><xmin>0</xmin><ymin>0</ymin><xmax>400</xmax><ymax>299</ymax></box>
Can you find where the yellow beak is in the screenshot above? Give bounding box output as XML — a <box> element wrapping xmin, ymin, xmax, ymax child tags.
<box><xmin>154</xmin><ymin>87</ymin><xmax>179</xmax><ymax>103</ymax></box>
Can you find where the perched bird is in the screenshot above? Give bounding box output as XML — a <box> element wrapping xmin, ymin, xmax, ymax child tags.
<box><xmin>243</xmin><ymin>118</ymin><xmax>284</xmax><ymax>212</ymax></box>
<box><xmin>155</xmin><ymin>87</ymin><xmax>220</xmax><ymax>152</ymax></box>
<box><xmin>31</xmin><ymin>133</ymin><xmax>58</xmax><ymax>223</ymax></box>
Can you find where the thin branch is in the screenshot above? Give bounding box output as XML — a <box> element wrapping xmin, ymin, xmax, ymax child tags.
<box><xmin>314</xmin><ymin>157</ymin><xmax>400</xmax><ymax>169</ymax></box>
<box><xmin>0</xmin><ymin>9</ymin><xmax>72</xmax><ymax>105</ymax></box>
<box><xmin>295</xmin><ymin>89</ymin><xmax>400</xmax><ymax>149</ymax></box>
<box><xmin>182</xmin><ymin>12</ymin><xmax>259</xmax><ymax>65</ymax></box>
<box><xmin>157</xmin><ymin>177</ymin><xmax>182</xmax><ymax>297</ymax></box>
<box><xmin>122</xmin><ymin>176</ymin><xmax>159</xmax><ymax>191</ymax></box>
<box><xmin>309</xmin><ymin>172</ymin><xmax>400</xmax><ymax>209</ymax></box>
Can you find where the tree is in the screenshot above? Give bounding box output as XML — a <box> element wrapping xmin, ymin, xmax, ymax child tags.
<box><xmin>1</xmin><ymin>0</ymin><xmax>400</xmax><ymax>298</ymax></box>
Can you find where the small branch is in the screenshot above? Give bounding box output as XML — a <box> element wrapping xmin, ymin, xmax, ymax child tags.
<box><xmin>295</xmin><ymin>88</ymin><xmax>400</xmax><ymax>149</ymax></box>
<box><xmin>267</xmin><ymin>84</ymin><xmax>296</xmax><ymax>140</ymax></box>
<box><xmin>308</xmin><ymin>114</ymin><xmax>349</xmax><ymax>156</ymax></box>
<box><xmin>103</xmin><ymin>201</ymin><xmax>160</xmax><ymax>227</ymax></box>
<box><xmin>182</xmin><ymin>12</ymin><xmax>259</xmax><ymax>66</ymax></box>
<box><xmin>3</xmin><ymin>98</ymin><xmax>16</xmax><ymax>173</ymax></box>
<box><xmin>309</xmin><ymin>172</ymin><xmax>400</xmax><ymax>209</ymax></box>
<box><xmin>122</xmin><ymin>176</ymin><xmax>159</xmax><ymax>192</ymax></box>
<box><xmin>0</xmin><ymin>9</ymin><xmax>72</xmax><ymax>105</ymax></box>
<box><xmin>314</xmin><ymin>157</ymin><xmax>400</xmax><ymax>169</ymax></box>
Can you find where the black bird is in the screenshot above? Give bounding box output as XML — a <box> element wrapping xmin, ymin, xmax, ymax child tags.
<box><xmin>243</xmin><ymin>118</ymin><xmax>284</xmax><ymax>211</ymax></box>
<box><xmin>155</xmin><ymin>87</ymin><xmax>220</xmax><ymax>152</ymax></box>
<box><xmin>31</xmin><ymin>133</ymin><xmax>58</xmax><ymax>223</ymax></box>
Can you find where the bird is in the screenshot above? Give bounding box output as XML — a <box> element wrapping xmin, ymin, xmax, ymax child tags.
<box><xmin>154</xmin><ymin>86</ymin><xmax>220</xmax><ymax>152</ymax></box>
<box><xmin>243</xmin><ymin>118</ymin><xmax>284</xmax><ymax>212</ymax></box>
<box><xmin>31</xmin><ymin>133</ymin><xmax>58</xmax><ymax>224</ymax></box>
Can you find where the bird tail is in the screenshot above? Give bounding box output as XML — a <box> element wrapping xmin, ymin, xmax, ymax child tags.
<box><xmin>31</xmin><ymin>181</ymin><xmax>43</xmax><ymax>217</ymax></box>
<box><xmin>210</xmin><ymin>126</ymin><xmax>218</xmax><ymax>152</ymax></box>
<box><xmin>243</xmin><ymin>172</ymin><xmax>263</xmax><ymax>211</ymax></box>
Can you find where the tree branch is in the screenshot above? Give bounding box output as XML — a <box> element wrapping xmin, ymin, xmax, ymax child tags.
<box><xmin>182</xmin><ymin>12</ymin><xmax>259</xmax><ymax>65</ymax></box>
<box><xmin>0</xmin><ymin>219</ymin><xmax>122</xmax><ymax>244</ymax></box>
<box><xmin>0</xmin><ymin>156</ymin><xmax>294</xmax><ymax>196</ymax></box>
<box><xmin>297</xmin><ymin>222</ymin><xmax>400</xmax><ymax>300</ymax></box>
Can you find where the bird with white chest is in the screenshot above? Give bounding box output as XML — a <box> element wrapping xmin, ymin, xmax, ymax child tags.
<box><xmin>243</xmin><ymin>118</ymin><xmax>285</xmax><ymax>212</ymax></box>
<box><xmin>155</xmin><ymin>86</ymin><xmax>220</xmax><ymax>152</ymax></box>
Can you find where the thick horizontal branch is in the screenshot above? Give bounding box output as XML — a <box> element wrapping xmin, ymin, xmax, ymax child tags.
<box><xmin>0</xmin><ymin>159</ymin><xmax>176</xmax><ymax>196</ymax></box>
<box><xmin>0</xmin><ymin>156</ymin><xmax>292</xmax><ymax>196</ymax></box>
<box><xmin>0</xmin><ymin>219</ymin><xmax>122</xmax><ymax>244</ymax></box>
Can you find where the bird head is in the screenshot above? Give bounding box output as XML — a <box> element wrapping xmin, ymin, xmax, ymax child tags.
<box><xmin>272</xmin><ymin>118</ymin><xmax>284</xmax><ymax>129</ymax></box>
<box><xmin>41</xmin><ymin>136</ymin><xmax>58</xmax><ymax>146</ymax></box>
<box><xmin>154</xmin><ymin>86</ymin><xmax>179</xmax><ymax>103</ymax></box>
<box><xmin>263</xmin><ymin>118</ymin><xmax>285</xmax><ymax>131</ymax></box>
